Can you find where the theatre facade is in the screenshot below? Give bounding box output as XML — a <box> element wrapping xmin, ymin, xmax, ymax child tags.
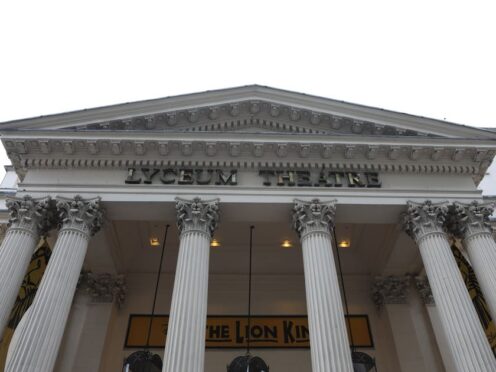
<box><xmin>1</xmin><ymin>86</ymin><xmax>496</xmax><ymax>372</ymax></box>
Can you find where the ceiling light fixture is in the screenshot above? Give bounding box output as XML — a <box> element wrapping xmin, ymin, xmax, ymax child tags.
<box><xmin>281</xmin><ymin>240</ymin><xmax>292</xmax><ymax>248</ymax></box>
<box><xmin>210</xmin><ymin>239</ymin><xmax>221</xmax><ymax>248</ymax></box>
<box><xmin>338</xmin><ymin>240</ymin><xmax>350</xmax><ymax>248</ymax></box>
<box><xmin>149</xmin><ymin>237</ymin><xmax>160</xmax><ymax>247</ymax></box>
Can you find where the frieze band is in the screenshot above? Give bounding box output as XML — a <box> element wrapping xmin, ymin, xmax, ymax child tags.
<box><xmin>125</xmin><ymin>167</ymin><xmax>381</xmax><ymax>188</ymax></box>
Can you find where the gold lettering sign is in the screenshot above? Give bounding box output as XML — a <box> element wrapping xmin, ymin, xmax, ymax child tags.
<box><xmin>125</xmin><ymin>315</ymin><xmax>373</xmax><ymax>349</ymax></box>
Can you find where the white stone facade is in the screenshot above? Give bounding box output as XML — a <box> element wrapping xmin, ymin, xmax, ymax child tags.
<box><xmin>1</xmin><ymin>86</ymin><xmax>496</xmax><ymax>372</ymax></box>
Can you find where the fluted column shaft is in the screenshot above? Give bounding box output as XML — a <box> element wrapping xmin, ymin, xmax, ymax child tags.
<box><xmin>404</xmin><ymin>201</ymin><xmax>496</xmax><ymax>372</ymax></box>
<box><xmin>162</xmin><ymin>197</ymin><xmax>219</xmax><ymax>372</ymax></box>
<box><xmin>451</xmin><ymin>201</ymin><xmax>496</xmax><ymax>322</ymax></box>
<box><xmin>0</xmin><ymin>196</ymin><xmax>51</xmax><ymax>336</ymax></box>
<box><xmin>293</xmin><ymin>199</ymin><xmax>353</xmax><ymax>372</ymax></box>
<box><xmin>6</xmin><ymin>196</ymin><xmax>103</xmax><ymax>372</ymax></box>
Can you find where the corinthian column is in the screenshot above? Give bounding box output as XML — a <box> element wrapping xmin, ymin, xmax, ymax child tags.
<box><xmin>404</xmin><ymin>201</ymin><xmax>496</xmax><ymax>372</ymax></box>
<box><xmin>6</xmin><ymin>196</ymin><xmax>103</xmax><ymax>372</ymax></box>
<box><xmin>162</xmin><ymin>197</ymin><xmax>219</xmax><ymax>372</ymax></box>
<box><xmin>450</xmin><ymin>201</ymin><xmax>496</xmax><ymax>322</ymax></box>
<box><xmin>0</xmin><ymin>196</ymin><xmax>52</xmax><ymax>336</ymax></box>
<box><xmin>292</xmin><ymin>199</ymin><xmax>353</xmax><ymax>372</ymax></box>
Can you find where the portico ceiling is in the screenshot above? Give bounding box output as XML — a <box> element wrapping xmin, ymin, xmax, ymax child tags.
<box><xmin>92</xmin><ymin>219</ymin><xmax>413</xmax><ymax>277</ymax></box>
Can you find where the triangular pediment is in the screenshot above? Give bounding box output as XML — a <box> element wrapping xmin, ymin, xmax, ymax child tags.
<box><xmin>1</xmin><ymin>85</ymin><xmax>495</xmax><ymax>141</ymax></box>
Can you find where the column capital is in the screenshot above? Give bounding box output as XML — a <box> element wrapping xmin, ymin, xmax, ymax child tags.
<box><xmin>175</xmin><ymin>197</ymin><xmax>219</xmax><ymax>237</ymax></box>
<box><xmin>414</xmin><ymin>276</ymin><xmax>435</xmax><ymax>305</ymax></box>
<box><xmin>6</xmin><ymin>195</ymin><xmax>54</xmax><ymax>236</ymax></box>
<box><xmin>292</xmin><ymin>198</ymin><xmax>336</xmax><ymax>238</ymax></box>
<box><xmin>449</xmin><ymin>201</ymin><xmax>493</xmax><ymax>240</ymax></box>
<box><xmin>372</xmin><ymin>275</ymin><xmax>410</xmax><ymax>308</ymax></box>
<box><xmin>403</xmin><ymin>200</ymin><xmax>449</xmax><ymax>242</ymax></box>
<box><xmin>56</xmin><ymin>196</ymin><xmax>104</xmax><ymax>237</ymax></box>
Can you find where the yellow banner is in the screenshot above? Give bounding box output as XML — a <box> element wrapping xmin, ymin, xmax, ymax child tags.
<box><xmin>125</xmin><ymin>315</ymin><xmax>373</xmax><ymax>349</ymax></box>
<box><xmin>0</xmin><ymin>239</ymin><xmax>51</xmax><ymax>370</ymax></box>
<box><xmin>451</xmin><ymin>241</ymin><xmax>496</xmax><ymax>354</ymax></box>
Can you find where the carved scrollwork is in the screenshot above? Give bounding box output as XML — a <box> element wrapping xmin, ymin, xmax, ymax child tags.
<box><xmin>78</xmin><ymin>270</ymin><xmax>127</xmax><ymax>307</ymax></box>
<box><xmin>0</xmin><ymin>223</ymin><xmax>8</xmax><ymax>241</ymax></box>
<box><xmin>175</xmin><ymin>197</ymin><xmax>220</xmax><ymax>237</ymax></box>
<box><xmin>292</xmin><ymin>199</ymin><xmax>336</xmax><ymax>238</ymax></box>
<box><xmin>56</xmin><ymin>196</ymin><xmax>104</xmax><ymax>237</ymax></box>
<box><xmin>403</xmin><ymin>200</ymin><xmax>448</xmax><ymax>243</ymax></box>
<box><xmin>448</xmin><ymin>201</ymin><xmax>494</xmax><ymax>240</ymax></box>
<box><xmin>414</xmin><ymin>276</ymin><xmax>434</xmax><ymax>305</ymax></box>
<box><xmin>6</xmin><ymin>196</ymin><xmax>54</xmax><ymax>236</ymax></box>
<box><xmin>372</xmin><ymin>275</ymin><xmax>410</xmax><ymax>308</ymax></box>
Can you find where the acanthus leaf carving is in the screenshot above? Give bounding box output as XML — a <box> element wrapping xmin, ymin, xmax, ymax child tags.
<box><xmin>175</xmin><ymin>197</ymin><xmax>219</xmax><ymax>237</ymax></box>
<box><xmin>292</xmin><ymin>199</ymin><xmax>336</xmax><ymax>238</ymax></box>
<box><xmin>78</xmin><ymin>270</ymin><xmax>127</xmax><ymax>307</ymax></box>
<box><xmin>448</xmin><ymin>201</ymin><xmax>494</xmax><ymax>240</ymax></box>
<box><xmin>403</xmin><ymin>200</ymin><xmax>448</xmax><ymax>243</ymax></box>
<box><xmin>6</xmin><ymin>196</ymin><xmax>55</xmax><ymax>236</ymax></box>
<box><xmin>414</xmin><ymin>276</ymin><xmax>434</xmax><ymax>305</ymax></box>
<box><xmin>372</xmin><ymin>275</ymin><xmax>410</xmax><ymax>308</ymax></box>
<box><xmin>56</xmin><ymin>195</ymin><xmax>104</xmax><ymax>237</ymax></box>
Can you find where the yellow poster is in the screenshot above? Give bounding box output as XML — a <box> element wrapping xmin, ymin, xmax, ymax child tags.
<box><xmin>125</xmin><ymin>315</ymin><xmax>373</xmax><ymax>349</ymax></box>
<box><xmin>0</xmin><ymin>239</ymin><xmax>51</xmax><ymax>370</ymax></box>
<box><xmin>451</xmin><ymin>241</ymin><xmax>496</xmax><ymax>355</ymax></box>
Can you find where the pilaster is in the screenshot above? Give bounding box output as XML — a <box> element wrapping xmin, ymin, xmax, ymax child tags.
<box><xmin>372</xmin><ymin>275</ymin><xmax>445</xmax><ymax>372</ymax></box>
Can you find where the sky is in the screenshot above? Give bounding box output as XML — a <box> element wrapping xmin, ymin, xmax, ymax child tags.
<box><xmin>1</xmin><ymin>0</ymin><xmax>495</xmax><ymax>181</ymax></box>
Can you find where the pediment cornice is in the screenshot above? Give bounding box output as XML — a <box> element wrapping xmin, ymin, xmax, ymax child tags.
<box><xmin>2</xmin><ymin>86</ymin><xmax>495</xmax><ymax>140</ymax></box>
<box><xmin>2</xmin><ymin>100</ymin><xmax>435</xmax><ymax>138</ymax></box>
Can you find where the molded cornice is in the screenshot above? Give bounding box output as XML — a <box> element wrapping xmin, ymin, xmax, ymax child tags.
<box><xmin>1</xmin><ymin>85</ymin><xmax>495</xmax><ymax>140</ymax></box>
